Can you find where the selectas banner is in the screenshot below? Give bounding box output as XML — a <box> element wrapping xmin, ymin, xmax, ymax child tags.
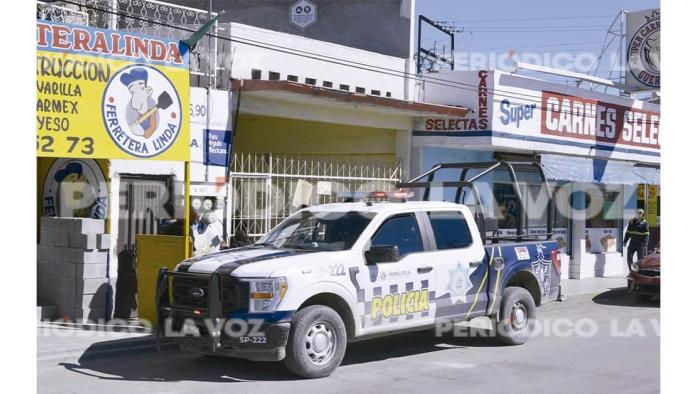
<box><xmin>36</xmin><ymin>20</ymin><xmax>190</xmax><ymax>160</ymax></box>
<box><xmin>625</xmin><ymin>9</ymin><xmax>660</xmax><ymax>91</ymax></box>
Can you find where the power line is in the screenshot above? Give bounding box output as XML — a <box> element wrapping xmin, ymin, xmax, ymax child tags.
<box><xmin>460</xmin><ymin>28</ymin><xmax>609</xmax><ymax>33</ymax></box>
<box><xmin>45</xmin><ymin>1</ymin><xmax>638</xmax><ymax>114</ymax></box>
<box><xmin>442</xmin><ymin>14</ymin><xmax>615</xmax><ymax>23</ymax></box>
<box><xmin>459</xmin><ymin>42</ymin><xmax>605</xmax><ymax>51</ymax></box>
<box><xmin>456</xmin><ymin>24</ymin><xmax>611</xmax><ymax>29</ymax></box>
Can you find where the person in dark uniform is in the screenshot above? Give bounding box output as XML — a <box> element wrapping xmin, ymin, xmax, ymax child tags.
<box><xmin>624</xmin><ymin>209</ymin><xmax>650</xmax><ymax>270</ymax></box>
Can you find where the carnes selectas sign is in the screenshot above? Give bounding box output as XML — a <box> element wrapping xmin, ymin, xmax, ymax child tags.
<box><xmin>540</xmin><ymin>91</ymin><xmax>659</xmax><ymax>149</ymax></box>
<box><xmin>36</xmin><ymin>21</ymin><xmax>190</xmax><ymax>160</ymax></box>
<box><xmin>413</xmin><ymin>70</ymin><xmax>660</xmax><ymax>164</ymax></box>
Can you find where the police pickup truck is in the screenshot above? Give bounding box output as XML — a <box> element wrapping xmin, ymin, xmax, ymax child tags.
<box><xmin>156</xmin><ymin>161</ymin><xmax>562</xmax><ymax>378</ymax></box>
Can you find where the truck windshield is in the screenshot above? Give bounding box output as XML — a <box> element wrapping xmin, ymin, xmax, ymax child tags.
<box><xmin>258</xmin><ymin>210</ymin><xmax>376</xmax><ymax>251</ymax></box>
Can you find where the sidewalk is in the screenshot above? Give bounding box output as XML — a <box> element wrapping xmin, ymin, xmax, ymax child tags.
<box><xmin>37</xmin><ymin>276</ymin><xmax>629</xmax><ymax>365</ymax></box>
<box><xmin>37</xmin><ymin>321</ymin><xmax>175</xmax><ymax>366</ymax></box>
<box><xmin>561</xmin><ymin>275</ymin><xmax>627</xmax><ymax>298</ymax></box>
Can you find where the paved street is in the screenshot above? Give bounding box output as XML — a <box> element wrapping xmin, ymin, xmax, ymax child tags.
<box><xmin>38</xmin><ymin>288</ymin><xmax>659</xmax><ymax>394</ymax></box>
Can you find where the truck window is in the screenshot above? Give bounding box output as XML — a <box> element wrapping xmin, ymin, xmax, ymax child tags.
<box><xmin>427</xmin><ymin>211</ymin><xmax>473</xmax><ymax>250</ymax></box>
<box><xmin>259</xmin><ymin>211</ymin><xmax>376</xmax><ymax>251</ymax></box>
<box><xmin>372</xmin><ymin>214</ymin><xmax>423</xmax><ymax>256</ymax></box>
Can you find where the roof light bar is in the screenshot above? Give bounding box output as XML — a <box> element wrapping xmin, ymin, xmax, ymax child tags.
<box><xmin>337</xmin><ymin>191</ymin><xmax>414</xmax><ymax>201</ymax></box>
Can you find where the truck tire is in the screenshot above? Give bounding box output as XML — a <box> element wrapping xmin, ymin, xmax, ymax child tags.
<box><xmin>495</xmin><ymin>287</ymin><xmax>536</xmax><ymax>345</ymax></box>
<box><xmin>284</xmin><ymin>305</ymin><xmax>347</xmax><ymax>378</ymax></box>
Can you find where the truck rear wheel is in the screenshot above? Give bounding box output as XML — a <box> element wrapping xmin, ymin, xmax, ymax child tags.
<box><xmin>284</xmin><ymin>305</ymin><xmax>347</xmax><ymax>378</ymax></box>
<box><xmin>495</xmin><ymin>287</ymin><xmax>536</xmax><ymax>345</ymax></box>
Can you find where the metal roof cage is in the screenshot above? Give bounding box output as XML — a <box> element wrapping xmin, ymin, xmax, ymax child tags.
<box><xmin>397</xmin><ymin>161</ymin><xmax>555</xmax><ymax>243</ymax></box>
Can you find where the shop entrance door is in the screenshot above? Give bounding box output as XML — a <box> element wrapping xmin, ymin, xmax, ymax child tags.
<box><xmin>113</xmin><ymin>175</ymin><xmax>176</xmax><ymax>320</ymax></box>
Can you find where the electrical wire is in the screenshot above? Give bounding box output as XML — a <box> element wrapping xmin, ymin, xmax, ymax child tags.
<box><xmin>443</xmin><ymin>14</ymin><xmax>615</xmax><ymax>23</ymax></box>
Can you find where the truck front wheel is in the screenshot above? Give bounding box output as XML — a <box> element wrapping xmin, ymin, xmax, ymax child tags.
<box><xmin>284</xmin><ymin>305</ymin><xmax>347</xmax><ymax>378</ymax></box>
<box><xmin>495</xmin><ymin>287</ymin><xmax>536</xmax><ymax>345</ymax></box>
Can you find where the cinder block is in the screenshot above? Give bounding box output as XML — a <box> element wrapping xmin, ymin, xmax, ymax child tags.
<box><xmin>60</xmin><ymin>277</ymin><xmax>77</xmax><ymax>297</ymax></box>
<box><xmin>61</xmin><ymin>307</ymin><xmax>106</xmax><ymax>323</ymax></box>
<box><xmin>68</xmin><ymin>233</ymin><xmax>98</xmax><ymax>250</ymax></box>
<box><xmin>72</xmin><ymin>218</ymin><xmax>106</xmax><ymax>234</ymax></box>
<box><xmin>37</xmin><ymin>259</ymin><xmax>49</xmax><ymax>276</ymax></box>
<box><xmin>84</xmin><ymin>251</ymin><xmax>107</xmax><ymax>264</ymax></box>
<box><xmin>37</xmin><ymin>274</ymin><xmax>52</xmax><ymax>303</ymax></box>
<box><xmin>40</xmin><ymin>216</ymin><xmax>58</xmax><ymax>232</ymax></box>
<box><xmin>47</xmin><ymin>262</ymin><xmax>61</xmax><ymax>277</ymax></box>
<box><xmin>54</xmin><ymin>231</ymin><xmax>69</xmax><ymax>247</ymax></box>
<box><xmin>74</xmin><ymin>263</ymin><xmax>107</xmax><ymax>279</ymax></box>
<box><xmin>59</xmin><ymin>248</ymin><xmax>77</xmax><ymax>264</ymax></box>
<box><xmin>81</xmin><ymin>251</ymin><xmax>107</xmax><ymax>264</ymax></box>
<box><xmin>40</xmin><ymin>216</ymin><xmax>51</xmax><ymax>231</ymax></box>
<box><xmin>48</xmin><ymin>280</ymin><xmax>61</xmax><ymax>305</ymax></box>
<box><xmin>97</xmin><ymin>234</ymin><xmax>111</xmax><ymax>250</ymax></box>
<box><xmin>37</xmin><ymin>245</ymin><xmax>53</xmax><ymax>261</ymax></box>
<box><xmin>57</xmin><ymin>304</ymin><xmax>77</xmax><ymax>320</ymax></box>
<box><xmin>75</xmin><ymin>291</ymin><xmax>108</xmax><ymax>309</ymax></box>
<box><xmin>62</xmin><ymin>262</ymin><xmax>79</xmax><ymax>277</ymax></box>
<box><xmin>76</xmin><ymin>278</ymin><xmax>109</xmax><ymax>295</ymax></box>
<box><xmin>37</xmin><ymin>305</ymin><xmax>58</xmax><ymax>321</ymax></box>
<box><xmin>62</xmin><ymin>249</ymin><xmax>108</xmax><ymax>265</ymax></box>
<box><xmin>39</xmin><ymin>231</ymin><xmax>51</xmax><ymax>246</ymax></box>
<box><xmin>53</xmin><ymin>286</ymin><xmax>73</xmax><ymax>310</ymax></box>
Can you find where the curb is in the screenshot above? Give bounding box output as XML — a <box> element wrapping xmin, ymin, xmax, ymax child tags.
<box><xmin>38</xmin><ymin>334</ymin><xmax>179</xmax><ymax>364</ymax></box>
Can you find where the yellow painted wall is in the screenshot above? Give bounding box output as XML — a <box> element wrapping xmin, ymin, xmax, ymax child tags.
<box><xmin>234</xmin><ymin>114</ymin><xmax>396</xmax><ymax>161</ymax></box>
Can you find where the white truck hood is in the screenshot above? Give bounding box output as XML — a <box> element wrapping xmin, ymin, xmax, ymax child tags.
<box><xmin>176</xmin><ymin>246</ymin><xmax>323</xmax><ymax>276</ymax></box>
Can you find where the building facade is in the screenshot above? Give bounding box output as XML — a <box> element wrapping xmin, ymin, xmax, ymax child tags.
<box><xmin>36</xmin><ymin>0</ymin><xmax>465</xmax><ymax>322</ymax></box>
<box><xmin>413</xmin><ymin>69</ymin><xmax>660</xmax><ymax>279</ymax></box>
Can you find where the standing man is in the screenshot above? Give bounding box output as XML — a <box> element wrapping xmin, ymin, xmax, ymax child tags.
<box><xmin>624</xmin><ymin>209</ymin><xmax>650</xmax><ymax>270</ymax></box>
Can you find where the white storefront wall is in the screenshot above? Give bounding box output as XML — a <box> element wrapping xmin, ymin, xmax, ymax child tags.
<box><xmin>413</xmin><ymin>70</ymin><xmax>660</xmax><ymax>279</ymax></box>
<box><xmin>222</xmin><ymin>23</ymin><xmax>417</xmax><ymax>101</ymax></box>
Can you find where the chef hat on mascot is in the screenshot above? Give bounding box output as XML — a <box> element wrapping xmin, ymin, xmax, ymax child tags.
<box><xmin>119</xmin><ymin>67</ymin><xmax>149</xmax><ymax>89</ymax></box>
<box><xmin>54</xmin><ymin>162</ymin><xmax>83</xmax><ymax>182</ymax></box>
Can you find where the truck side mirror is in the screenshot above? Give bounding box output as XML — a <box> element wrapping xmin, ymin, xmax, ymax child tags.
<box><xmin>365</xmin><ymin>245</ymin><xmax>400</xmax><ymax>265</ymax></box>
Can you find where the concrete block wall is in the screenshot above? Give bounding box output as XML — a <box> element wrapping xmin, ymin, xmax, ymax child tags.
<box><xmin>37</xmin><ymin>217</ymin><xmax>111</xmax><ymax>323</ymax></box>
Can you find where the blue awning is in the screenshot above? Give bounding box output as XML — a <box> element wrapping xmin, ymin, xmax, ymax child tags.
<box><xmin>540</xmin><ymin>154</ymin><xmax>660</xmax><ymax>185</ymax></box>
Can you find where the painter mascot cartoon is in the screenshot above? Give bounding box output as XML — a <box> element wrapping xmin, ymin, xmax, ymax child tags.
<box><xmin>53</xmin><ymin>162</ymin><xmax>97</xmax><ymax>218</ymax></box>
<box><xmin>120</xmin><ymin>67</ymin><xmax>159</xmax><ymax>139</ymax></box>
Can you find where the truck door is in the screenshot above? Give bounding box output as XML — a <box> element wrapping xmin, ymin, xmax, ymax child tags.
<box><xmin>359</xmin><ymin>213</ymin><xmax>436</xmax><ymax>334</ymax></box>
<box><xmin>423</xmin><ymin>210</ymin><xmax>490</xmax><ymax>321</ymax></box>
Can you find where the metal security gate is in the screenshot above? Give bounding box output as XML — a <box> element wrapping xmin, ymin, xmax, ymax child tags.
<box><xmin>229</xmin><ymin>153</ymin><xmax>402</xmax><ymax>242</ymax></box>
<box><xmin>115</xmin><ymin>175</ymin><xmax>175</xmax><ymax>319</ymax></box>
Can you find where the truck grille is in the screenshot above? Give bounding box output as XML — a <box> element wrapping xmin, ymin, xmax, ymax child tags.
<box><xmin>638</xmin><ymin>269</ymin><xmax>660</xmax><ymax>277</ymax></box>
<box><xmin>172</xmin><ymin>276</ymin><xmax>209</xmax><ymax>308</ymax></box>
<box><xmin>172</xmin><ymin>275</ymin><xmax>246</xmax><ymax>312</ymax></box>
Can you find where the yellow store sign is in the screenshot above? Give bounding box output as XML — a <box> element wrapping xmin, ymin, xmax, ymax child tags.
<box><xmin>36</xmin><ymin>21</ymin><xmax>190</xmax><ymax>160</ymax></box>
<box><xmin>647</xmin><ymin>185</ymin><xmax>659</xmax><ymax>227</ymax></box>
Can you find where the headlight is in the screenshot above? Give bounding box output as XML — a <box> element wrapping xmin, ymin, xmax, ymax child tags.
<box><xmin>243</xmin><ymin>277</ymin><xmax>288</xmax><ymax>313</ymax></box>
<box><xmin>630</xmin><ymin>262</ymin><xmax>640</xmax><ymax>273</ymax></box>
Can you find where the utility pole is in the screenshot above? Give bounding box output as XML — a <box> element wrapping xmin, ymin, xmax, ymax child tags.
<box><xmin>416</xmin><ymin>16</ymin><xmax>461</xmax><ymax>74</ymax></box>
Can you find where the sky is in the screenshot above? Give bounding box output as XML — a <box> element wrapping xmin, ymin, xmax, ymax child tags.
<box><xmin>415</xmin><ymin>0</ymin><xmax>660</xmax><ymax>86</ymax></box>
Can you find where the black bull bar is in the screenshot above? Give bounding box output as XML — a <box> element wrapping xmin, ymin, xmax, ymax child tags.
<box><xmin>155</xmin><ymin>267</ymin><xmax>224</xmax><ymax>353</ymax></box>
